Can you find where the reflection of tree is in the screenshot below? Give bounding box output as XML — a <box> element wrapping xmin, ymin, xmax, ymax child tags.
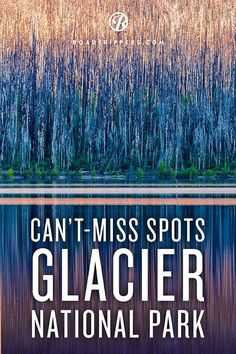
<box><xmin>1</xmin><ymin>204</ymin><xmax>236</xmax><ymax>352</ymax></box>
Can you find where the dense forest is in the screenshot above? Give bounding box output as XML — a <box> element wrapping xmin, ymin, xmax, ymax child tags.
<box><xmin>0</xmin><ymin>0</ymin><xmax>235</xmax><ymax>177</ymax></box>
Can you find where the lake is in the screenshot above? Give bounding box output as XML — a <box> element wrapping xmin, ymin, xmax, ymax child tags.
<box><xmin>0</xmin><ymin>182</ymin><xmax>236</xmax><ymax>353</ymax></box>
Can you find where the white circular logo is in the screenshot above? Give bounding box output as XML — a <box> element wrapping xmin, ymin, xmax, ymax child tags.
<box><xmin>109</xmin><ymin>12</ymin><xmax>128</xmax><ymax>32</ymax></box>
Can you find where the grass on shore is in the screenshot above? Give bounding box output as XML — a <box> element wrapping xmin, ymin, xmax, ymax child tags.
<box><xmin>1</xmin><ymin>161</ymin><xmax>236</xmax><ymax>180</ymax></box>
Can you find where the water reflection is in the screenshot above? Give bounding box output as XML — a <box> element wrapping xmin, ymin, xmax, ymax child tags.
<box><xmin>1</xmin><ymin>204</ymin><xmax>236</xmax><ymax>353</ymax></box>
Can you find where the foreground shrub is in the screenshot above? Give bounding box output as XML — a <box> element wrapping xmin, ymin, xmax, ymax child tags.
<box><xmin>7</xmin><ymin>168</ymin><xmax>14</xmax><ymax>178</ymax></box>
<box><xmin>23</xmin><ymin>168</ymin><xmax>33</xmax><ymax>178</ymax></box>
<box><xmin>91</xmin><ymin>168</ymin><xmax>97</xmax><ymax>178</ymax></box>
<box><xmin>50</xmin><ymin>166</ymin><xmax>59</xmax><ymax>177</ymax></box>
<box><xmin>177</xmin><ymin>167</ymin><xmax>199</xmax><ymax>179</ymax></box>
<box><xmin>156</xmin><ymin>162</ymin><xmax>169</xmax><ymax>178</ymax></box>
<box><xmin>36</xmin><ymin>167</ymin><xmax>46</xmax><ymax>178</ymax></box>
<box><xmin>204</xmin><ymin>169</ymin><xmax>216</xmax><ymax>177</ymax></box>
<box><xmin>136</xmin><ymin>168</ymin><xmax>144</xmax><ymax>179</ymax></box>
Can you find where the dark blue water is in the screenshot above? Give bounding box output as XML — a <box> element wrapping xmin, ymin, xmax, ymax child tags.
<box><xmin>1</xmin><ymin>202</ymin><xmax>236</xmax><ymax>354</ymax></box>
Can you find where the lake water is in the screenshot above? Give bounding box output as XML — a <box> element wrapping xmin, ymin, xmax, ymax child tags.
<box><xmin>0</xmin><ymin>182</ymin><xmax>236</xmax><ymax>353</ymax></box>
